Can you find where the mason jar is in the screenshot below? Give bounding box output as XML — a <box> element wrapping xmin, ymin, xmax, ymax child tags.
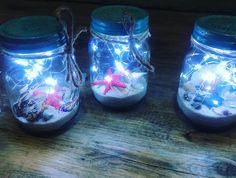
<box><xmin>89</xmin><ymin>5</ymin><xmax>152</xmax><ymax>107</ymax></box>
<box><xmin>0</xmin><ymin>16</ymin><xmax>80</xmax><ymax>132</ymax></box>
<box><xmin>177</xmin><ymin>15</ymin><xmax>236</xmax><ymax>129</ymax></box>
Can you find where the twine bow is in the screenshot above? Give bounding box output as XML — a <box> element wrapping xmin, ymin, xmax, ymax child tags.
<box><xmin>122</xmin><ymin>11</ymin><xmax>155</xmax><ymax>72</ymax></box>
<box><xmin>55</xmin><ymin>6</ymin><xmax>87</xmax><ymax>88</ymax></box>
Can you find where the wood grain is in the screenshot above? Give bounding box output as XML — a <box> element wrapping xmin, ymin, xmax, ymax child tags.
<box><xmin>0</xmin><ymin>1</ymin><xmax>236</xmax><ymax>178</ymax></box>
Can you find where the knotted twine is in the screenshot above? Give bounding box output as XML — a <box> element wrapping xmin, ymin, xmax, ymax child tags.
<box><xmin>55</xmin><ymin>6</ymin><xmax>87</xmax><ymax>88</ymax></box>
<box><xmin>122</xmin><ymin>10</ymin><xmax>155</xmax><ymax>72</ymax></box>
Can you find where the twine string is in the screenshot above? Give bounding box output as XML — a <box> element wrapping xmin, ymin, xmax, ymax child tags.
<box><xmin>55</xmin><ymin>6</ymin><xmax>87</xmax><ymax>88</ymax></box>
<box><xmin>122</xmin><ymin>10</ymin><xmax>155</xmax><ymax>72</ymax></box>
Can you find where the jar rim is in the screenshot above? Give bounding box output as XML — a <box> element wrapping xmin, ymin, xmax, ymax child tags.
<box><xmin>192</xmin><ymin>15</ymin><xmax>236</xmax><ymax>51</ymax></box>
<box><xmin>191</xmin><ymin>36</ymin><xmax>236</xmax><ymax>58</ymax></box>
<box><xmin>90</xmin><ymin>28</ymin><xmax>150</xmax><ymax>44</ymax></box>
<box><xmin>0</xmin><ymin>16</ymin><xmax>66</xmax><ymax>53</ymax></box>
<box><xmin>91</xmin><ymin>5</ymin><xmax>149</xmax><ymax>36</ymax></box>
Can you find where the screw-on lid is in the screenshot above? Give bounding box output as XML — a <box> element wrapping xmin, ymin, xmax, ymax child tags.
<box><xmin>91</xmin><ymin>5</ymin><xmax>149</xmax><ymax>36</ymax></box>
<box><xmin>0</xmin><ymin>16</ymin><xmax>65</xmax><ymax>53</ymax></box>
<box><xmin>192</xmin><ymin>15</ymin><xmax>236</xmax><ymax>50</ymax></box>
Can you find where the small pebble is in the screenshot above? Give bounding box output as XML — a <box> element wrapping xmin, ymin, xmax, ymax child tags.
<box><xmin>193</xmin><ymin>95</ymin><xmax>204</xmax><ymax>103</ymax></box>
<box><xmin>184</xmin><ymin>93</ymin><xmax>191</xmax><ymax>101</ymax></box>
<box><xmin>195</xmin><ymin>85</ymin><xmax>201</xmax><ymax>90</ymax></box>
<box><xmin>43</xmin><ymin>111</ymin><xmax>53</xmax><ymax>121</ymax></box>
<box><xmin>191</xmin><ymin>102</ymin><xmax>202</xmax><ymax>110</ymax></box>
<box><xmin>223</xmin><ymin>110</ymin><xmax>232</xmax><ymax>116</ymax></box>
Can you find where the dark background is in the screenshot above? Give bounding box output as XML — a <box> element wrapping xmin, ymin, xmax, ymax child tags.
<box><xmin>1</xmin><ymin>0</ymin><xmax>236</xmax><ymax>13</ymax></box>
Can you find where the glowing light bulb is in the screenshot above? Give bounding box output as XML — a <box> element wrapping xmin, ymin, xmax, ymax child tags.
<box><xmin>114</xmin><ymin>48</ymin><xmax>122</xmax><ymax>55</ymax></box>
<box><xmin>105</xmin><ymin>75</ymin><xmax>112</xmax><ymax>82</ymax></box>
<box><xmin>135</xmin><ymin>44</ymin><xmax>141</xmax><ymax>49</ymax></box>
<box><xmin>212</xmin><ymin>100</ymin><xmax>219</xmax><ymax>105</ymax></box>
<box><xmin>25</xmin><ymin>62</ymin><xmax>44</xmax><ymax>80</ymax></box>
<box><xmin>92</xmin><ymin>43</ymin><xmax>98</xmax><ymax>51</ymax></box>
<box><xmin>91</xmin><ymin>65</ymin><xmax>98</xmax><ymax>72</ymax></box>
<box><xmin>206</xmin><ymin>86</ymin><xmax>211</xmax><ymax>90</ymax></box>
<box><xmin>181</xmin><ymin>73</ymin><xmax>187</xmax><ymax>79</ymax></box>
<box><xmin>201</xmin><ymin>72</ymin><xmax>216</xmax><ymax>83</ymax></box>
<box><xmin>45</xmin><ymin>77</ymin><xmax>57</xmax><ymax>86</ymax></box>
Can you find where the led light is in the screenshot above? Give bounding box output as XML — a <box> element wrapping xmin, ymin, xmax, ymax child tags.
<box><xmin>201</xmin><ymin>72</ymin><xmax>216</xmax><ymax>83</ymax></box>
<box><xmin>212</xmin><ymin>100</ymin><xmax>219</xmax><ymax>105</ymax></box>
<box><xmin>105</xmin><ymin>75</ymin><xmax>112</xmax><ymax>82</ymax></box>
<box><xmin>25</xmin><ymin>63</ymin><xmax>44</xmax><ymax>80</ymax></box>
<box><xmin>206</xmin><ymin>86</ymin><xmax>211</xmax><ymax>90</ymax></box>
<box><xmin>181</xmin><ymin>73</ymin><xmax>187</xmax><ymax>79</ymax></box>
<box><xmin>92</xmin><ymin>43</ymin><xmax>98</xmax><ymax>51</ymax></box>
<box><xmin>91</xmin><ymin>65</ymin><xmax>98</xmax><ymax>72</ymax></box>
<box><xmin>45</xmin><ymin>77</ymin><xmax>57</xmax><ymax>86</ymax></box>
<box><xmin>135</xmin><ymin>44</ymin><xmax>141</xmax><ymax>49</ymax></box>
<box><xmin>114</xmin><ymin>48</ymin><xmax>122</xmax><ymax>55</ymax></box>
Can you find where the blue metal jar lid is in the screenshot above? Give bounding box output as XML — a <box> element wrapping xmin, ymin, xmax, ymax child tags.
<box><xmin>0</xmin><ymin>16</ymin><xmax>65</xmax><ymax>53</ymax></box>
<box><xmin>91</xmin><ymin>5</ymin><xmax>149</xmax><ymax>36</ymax></box>
<box><xmin>192</xmin><ymin>15</ymin><xmax>236</xmax><ymax>50</ymax></box>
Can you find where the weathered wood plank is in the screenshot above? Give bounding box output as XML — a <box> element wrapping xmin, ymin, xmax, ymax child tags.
<box><xmin>0</xmin><ymin>1</ymin><xmax>236</xmax><ymax>178</ymax></box>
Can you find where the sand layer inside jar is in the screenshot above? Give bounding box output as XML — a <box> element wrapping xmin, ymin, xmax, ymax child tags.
<box><xmin>92</xmin><ymin>73</ymin><xmax>147</xmax><ymax>107</ymax></box>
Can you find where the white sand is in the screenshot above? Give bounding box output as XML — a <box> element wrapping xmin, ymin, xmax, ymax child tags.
<box><xmin>177</xmin><ymin>88</ymin><xmax>236</xmax><ymax>127</ymax></box>
<box><xmin>92</xmin><ymin>75</ymin><xmax>147</xmax><ymax>107</ymax></box>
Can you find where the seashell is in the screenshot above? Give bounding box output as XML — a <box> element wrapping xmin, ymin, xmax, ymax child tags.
<box><xmin>43</xmin><ymin>109</ymin><xmax>53</xmax><ymax>121</ymax></box>
<box><xmin>60</xmin><ymin>97</ymin><xmax>79</xmax><ymax>112</ymax></box>
<box><xmin>184</xmin><ymin>82</ymin><xmax>196</xmax><ymax>92</ymax></box>
<box><xmin>16</xmin><ymin>97</ymin><xmax>42</xmax><ymax>122</ymax></box>
<box><xmin>193</xmin><ymin>95</ymin><xmax>204</xmax><ymax>103</ymax></box>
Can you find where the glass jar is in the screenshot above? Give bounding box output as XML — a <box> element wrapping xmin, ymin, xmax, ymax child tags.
<box><xmin>0</xmin><ymin>16</ymin><xmax>80</xmax><ymax>132</ymax></box>
<box><xmin>89</xmin><ymin>5</ymin><xmax>152</xmax><ymax>107</ymax></box>
<box><xmin>177</xmin><ymin>15</ymin><xmax>236</xmax><ymax>129</ymax></box>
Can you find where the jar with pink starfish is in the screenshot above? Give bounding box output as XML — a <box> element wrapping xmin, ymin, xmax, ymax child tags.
<box><xmin>89</xmin><ymin>5</ymin><xmax>154</xmax><ymax>107</ymax></box>
<box><xmin>0</xmin><ymin>9</ymin><xmax>84</xmax><ymax>133</ymax></box>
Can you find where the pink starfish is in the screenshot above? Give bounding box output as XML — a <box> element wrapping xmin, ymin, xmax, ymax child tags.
<box><xmin>33</xmin><ymin>86</ymin><xmax>62</xmax><ymax>110</ymax></box>
<box><xmin>92</xmin><ymin>68</ymin><xmax>127</xmax><ymax>95</ymax></box>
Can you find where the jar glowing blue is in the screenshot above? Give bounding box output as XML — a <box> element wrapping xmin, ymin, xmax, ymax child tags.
<box><xmin>0</xmin><ymin>16</ymin><xmax>80</xmax><ymax>132</ymax></box>
<box><xmin>89</xmin><ymin>5</ymin><xmax>151</xmax><ymax>107</ymax></box>
<box><xmin>177</xmin><ymin>15</ymin><xmax>236</xmax><ymax>129</ymax></box>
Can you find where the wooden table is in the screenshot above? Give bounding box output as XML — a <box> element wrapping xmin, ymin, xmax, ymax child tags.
<box><xmin>1</xmin><ymin>2</ymin><xmax>236</xmax><ymax>178</ymax></box>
